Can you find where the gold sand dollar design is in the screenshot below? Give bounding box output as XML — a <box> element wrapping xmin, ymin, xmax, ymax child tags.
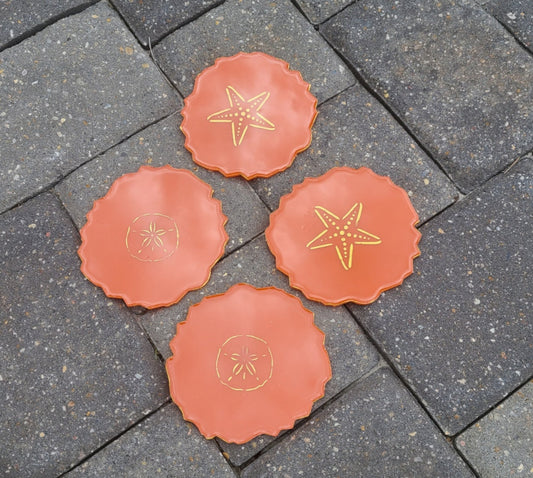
<box><xmin>216</xmin><ymin>335</ymin><xmax>273</xmax><ymax>391</ymax></box>
<box><xmin>126</xmin><ymin>213</ymin><xmax>179</xmax><ymax>262</ymax></box>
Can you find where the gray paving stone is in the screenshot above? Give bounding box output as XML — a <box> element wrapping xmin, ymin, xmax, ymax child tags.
<box><xmin>142</xmin><ymin>235</ymin><xmax>380</xmax><ymax>465</ymax></box>
<box><xmin>252</xmin><ymin>83</ymin><xmax>458</xmax><ymax>222</ymax></box>
<box><xmin>0</xmin><ymin>0</ymin><xmax>96</xmax><ymax>50</ymax></box>
<box><xmin>55</xmin><ymin>115</ymin><xmax>269</xmax><ymax>254</ymax></box>
<box><xmin>0</xmin><ymin>193</ymin><xmax>168</xmax><ymax>478</ymax></box>
<box><xmin>294</xmin><ymin>0</ymin><xmax>355</xmax><ymax>24</ymax></box>
<box><xmin>153</xmin><ymin>0</ymin><xmax>354</xmax><ymax>104</ymax></box>
<box><xmin>65</xmin><ymin>403</ymin><xmax>235</xmax><ymax>477</ymax></box>
<box><xmin>321</xmin><ymin>0</ymin><xmax>533</xmax><ymax>192</ymax></box>
<box><xmin>0</xmin><ymin>1</ymin><xmax>180</xmax><ymax>214</ymax></box>
<box><xmin>457</xmin><ymin>380</ymin><xmax>533</xmax><ymax>478</ymax></box>
<box><xmin>242</xmin><ymin>368</ymin><xmax>474</xmax><ymax>477</ymax></box>
<box><xmin>110</xmin><ymin>0</ymin><xmax>221</xmax><ymax>46</ymax></box>
<box><xmin>483</xmin><ymin>0</ymin><xmax>533</xmax><ymax>53</ymax></box>
<box><xmin>348</xmin><ymin>159</ymin><xmax>533</xmax><ymax>435</ymax></box>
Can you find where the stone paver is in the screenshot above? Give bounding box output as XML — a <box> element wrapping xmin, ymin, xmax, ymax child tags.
<box><xmin>252</xmin><ymin>83</ymin><xmax>458</xmax><ymax>222</ymax></box>
<box><xmin>0</xmin><ymin>1</ymin><xmax>179</xmax><ymax>213</ymax></box>
<box><xmin>482</xmin><ymin>0</ymin><xmax>533</xmax><ymax>53</ymax></box>
<box><xmin>293</xmin><ymin>0</ymin><xmax>355</xmax><ymax>24</ymax></box>
<box><xmin>55</xmin><ymin>115</ymin><xmax>269</xmax><ymax>254</ymax></box>
<box><xmin>242</xmin><ymin>368</ymin><xmax>474</xmax><ymax>477</ymax></box>
<box><xmin>142</xmin><ymin>235</ymin><xmax>380</xmax><ymax>466</ymax></box>
<box><xmin>0</xmin><ymin>193</ymin><xmax>168</xmax><ymax>478</ymax></box>
<box><xmin>0</xmin><ymin>0</ymin><xmax>96</xmax><ymax>50</ymax></box>
<box><xmin>321</xmin><ymin>0</ymin><xmax>533</xmax><ymax>192</ymax></box>
<box><xmin>457</xmin><ymin>380</ymin><xmax>533</xmax><ymax>477</ymax></box>
<box><xmin>349</xmin><ymin>159</ymin><xmax>533</xmax><ymax>435</ymax></box>
<box><xmin>65</xmin><ymin>403</ymin><xmax>235</xmax><ymax>477</ymax></box>
<box><xmin>110</xmin><ymin>0</ymin><xmax>221</xmax><ymax>46</ymax></box>
<box><xmin>152</xmin><ymin>0</ymin><xmax>354</xmax><ymax>104</ymax></box>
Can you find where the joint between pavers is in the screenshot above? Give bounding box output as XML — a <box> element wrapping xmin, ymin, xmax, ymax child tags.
<box><xmin>344</xmin><ymin>304</ymin><xmax>457</xmax><ymax>438</ymax></box>
<box><xmin>135</xmin><ymin>316</ymin><xmax>168</xmax><ymax>365</ymax></box>
<box><xmin>315</xmin><ymin>82</ymin><xmax>356</xmax><ymax>108</ymax></box>
<box><xmin>451</xmin><ymin>376</ymin><xmax>533</xmax><ymax>442</ymax></box>
<box><xmin>287</xmin><ymin>0</ymin><xmax>315</xmax><ymax>25</ymax></box>
<box><xmin>147</xmin><ymin>0</ymin><xmax>227</xmax><ymax>49</ymax></box>
<box><xmin>213</xmin><ymin>437</ymin><xmax>242</xmax><ymax>478</ymax></box>
<box><xmin>0</xmin><ymin>109</ymin><xmax>182</xmax><ymax>219</ymax></box>
<box><xmin>112</xmin><ymin>0</ymin><xmax>226</xmax><ymax>49</ymax></box>
<box><xmin>479</xmin><ymin>3</ymin><xmax>533</xmax><ymax>57</ymax></box>
<box><xmin>236</xmin><ymin>360</ymin><xmax>387</xmax><ymax>472</ymax></box>
<box><xmin>146</xmin><ymin>37</ymin><xmax>185</xmax><ymax>99</ymax></box>
<box><xmin>0</xmin><ymin>1</ymin><xmax>100</xmax><ymax>53</ymax></box>
<box><xmin>440</xmin><ymin>151</ymin><xmax>533</xmax><ymax>215</ymax></box>
<box><xmin>56</xmin><ymin>398</ymin><xmax>173</xmax><ymax>477</ymax></box>
<box><xmin>417</xmin><ymin>193</ymin><xmax>463</xmax><ymax>228</ymax></box>
<box><xmin>453</xmin><ymin>442</ymin><xmax>483</xmax><ymax>478</ymax></box>
<box><xmin>314</xmin><ymin>0</ymin><xmax>361</xmax><ymax>27</ymax></box>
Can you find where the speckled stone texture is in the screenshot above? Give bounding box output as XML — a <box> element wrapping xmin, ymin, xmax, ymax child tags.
<box><xmin>321</xmin><ymin>0</ymin><xmax>533</xmax><ymax>192</ymax></box>
<box><xmin>152</xmin><ymin>0</ymin><xmax>354</xmax><ymax>104</ymax></box>
<box><xmin>0</xmin><ymin>2</ymin><xmax>179</xmax><ymax>213</ymax></box>
<box><xmin>142</xmin><ymin>235</ymin><xmax>380</xmax><ymax>466</ymax></box>
<box><xmin>0</xmin><ymin>193</ymin><xmax>168</xmax><ymax>477</ymax></box>
<box><xmin>483</xmin><ymin>0</ymin><xmax>533</xmax><ymax>53</ymax></box>
<box><xmin>349</xmin><ymin>159</ymin><xmax>533</xmax><ymax>435</ymax></box>
<box><xmin>242</xmin><ymin>368</ymin><xmax>474</xmax><ymax>477</ymax></box>
<box><xmin>457</xmin><ymin>380</ymin><xmax>533</xmax><ymax>477</ymax></box>
<box><xmin>65</xmin><ymin>404</ymin><xmax>235</xmax><ymax>477</ymax></box>
<box><xmin>110</xmin><ymin>0</ymin><xmax>221</xmax><ymax>46</ymax></box>
<box><xmin>251</xmin><ymin>83</ymin><xmax>458</xmax><ymax>221</ymax></box>
<box><xmin>0</xmin><ymin>0</ymin><xmax>96</xmax><ymax>50</ymax></box>
<box><xmin>293</xmin><ymin>0</ymin><xmax>355</xmax><ymax>24</ymax></box>
<box><xmin>55</xmin><ymin>115</ymin><xmax>269</xmax><ymax>254</ymax></box>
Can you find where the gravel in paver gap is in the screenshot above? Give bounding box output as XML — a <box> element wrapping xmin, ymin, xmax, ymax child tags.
<box><xmin>348</xmin><ymin>158</ymin><xmax>533</xmax><ymax>435</ymax></box>
<box><xmin>0</xmin><ymin>193</ymin><xmax>168</xmax><ymax>478</ymax></box>
<box><xmin>321</xmin><ymin>0</ymin><xmax>533</xmax><ymax>192</ymax></box>
<box><xmin>0</xmin><ymin>1</ymin><xmax>179</xmax><ymax>213</ymax></box>
<box><xmin>152</xmin><ymin>0</ymin><xmax>354</xmax><ymax>104</ymax></box>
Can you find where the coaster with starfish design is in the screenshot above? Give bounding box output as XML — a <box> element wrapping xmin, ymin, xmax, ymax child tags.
<box><xmin>266</xmin><ymin>167</ymin><xmax>421</xmax><ymax>305</ymax></box>
<box><xmin>181</xmin><ymin>52</ymin><xmax>317</xmax><ymax>179</ymax></box>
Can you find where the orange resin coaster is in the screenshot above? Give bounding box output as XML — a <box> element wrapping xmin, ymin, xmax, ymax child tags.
<box><xmin>78</xmin><ymin>165</ymin><xmax>228</xmax><ymax>309</ymax></box>
<box><xmin>166</xmin><ymin>283</ymin><xmax>331</xmax><ymax>443</ymax></box>
<box><xmin>181</xmin><ymin>52</ymin><xmax>317</xmax><ymax>179</ymax></box>
<box><xmin>266</xmin><ymin>167</ymin><xmax>421</xmax><ymax>305</ymax></box>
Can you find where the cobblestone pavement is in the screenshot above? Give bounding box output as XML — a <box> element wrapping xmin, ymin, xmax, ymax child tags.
<box><xmin>1</xmin><ymin>1</ymin><xmax>531</xmax><ymax>477</ymax></box>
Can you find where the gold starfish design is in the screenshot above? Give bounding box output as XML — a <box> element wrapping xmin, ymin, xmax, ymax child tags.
<box><xmin>207</xmin><ymin>86</ymin><xmax>275</xmax><ymax>146</ymax></box>
<box><xmin>306</xmin><ymin>203</ymin><xmax>382</xmax><ymax>270</ymax></box>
